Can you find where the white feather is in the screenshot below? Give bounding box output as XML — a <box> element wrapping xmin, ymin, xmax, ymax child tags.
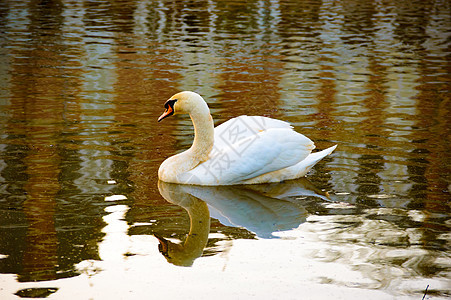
<box><xmin>178</xmin><ymin>127</ymin><xmax>314</xmax><ymax>185</ymax></box>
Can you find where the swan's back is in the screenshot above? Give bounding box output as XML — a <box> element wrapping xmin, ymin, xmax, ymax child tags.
<box><xmin>213</xmin><ymin>116</ymin><xmax>292</xmax><ymax>150</ymax></box>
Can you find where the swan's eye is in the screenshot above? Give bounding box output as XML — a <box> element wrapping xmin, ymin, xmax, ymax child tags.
<box><xmin>164</xmin><ymin>99</ymin><xmax>177</xmax><ymax>109</ymax></box>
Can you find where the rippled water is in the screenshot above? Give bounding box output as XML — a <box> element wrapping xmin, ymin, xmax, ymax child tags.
<box><xmin>0</xmin><ymin>0</ymin><xmax>450</xmax><ymax>299</ymax></box>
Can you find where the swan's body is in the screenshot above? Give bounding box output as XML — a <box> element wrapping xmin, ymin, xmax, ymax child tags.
<box><xmin>158</xmin><ymin>91</ymin><xmax>337</xmax><ymax>185</ymax></box>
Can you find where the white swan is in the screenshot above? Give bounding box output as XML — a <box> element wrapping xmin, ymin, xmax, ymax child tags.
<box><xmin>158</xmin><ymin>91</ymin><xmax>337</xmax><ymax>185</ymax></box>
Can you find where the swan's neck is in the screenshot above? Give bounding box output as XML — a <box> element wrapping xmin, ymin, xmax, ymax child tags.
<box><xmin>158</xmin><ymin>103</ymin><xmax>214</xmax><ymax>182</ymax></box>
<box><xmin>189</xmin><ymin>108</ymin><xmax>214</xmax><ymax>161</ymax></box>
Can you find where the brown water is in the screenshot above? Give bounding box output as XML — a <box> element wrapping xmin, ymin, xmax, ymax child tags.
<box><xmin>0</xmin><ymin>0</ymin><xmax>450</xmax><ymax>299</ymax></box>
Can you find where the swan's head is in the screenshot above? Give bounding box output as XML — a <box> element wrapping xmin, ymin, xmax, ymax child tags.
<box><xmin>158</xmin><ymin>91</ymin><xmax>208</xmax><ymax>122</ymax></box>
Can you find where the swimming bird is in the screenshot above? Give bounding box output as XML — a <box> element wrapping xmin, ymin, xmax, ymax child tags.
<box><xmin>158</xmin><ymin>91</ymin><xmax>336</xmax><ymax>185</ymax></box>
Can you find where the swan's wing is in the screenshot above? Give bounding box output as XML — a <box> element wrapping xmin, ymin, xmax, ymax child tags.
<box><xmin>242</xmin><ymin>145</ymin><xmax>337</xmax><ymax>184</ymax></box>
<box><xmin>213</xmin><ymin>116</ymin><xmax>292</xmax><ymax>150</ymax></box>
<box><xmin>178</xmin><ymin>128</ymin><xmax>315</xmax><ymax>185</ymax></box>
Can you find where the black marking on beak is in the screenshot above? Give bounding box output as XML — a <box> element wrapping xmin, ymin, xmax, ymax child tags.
<box><xmin>158</xmin><ymin>99</ymin><xmax>177</xmax><ymax>122</ymax></box>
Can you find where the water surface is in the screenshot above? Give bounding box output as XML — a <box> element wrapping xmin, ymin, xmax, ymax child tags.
<box><xmin>0</xmin><ymin>0</ymin><xmax>450</xmax><ymax>299</ymax></box>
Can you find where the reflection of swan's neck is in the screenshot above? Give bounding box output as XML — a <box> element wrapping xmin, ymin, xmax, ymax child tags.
<box><xmin>188</xmin><ymin>106</ymin><xmax>214</xmax><ymax>162</ymax></box>
<box><xmin>156</xmin><ymin>194</ymin><xmax>210</xmax><ymax>267</ymax></box>
<box><xmin>183</xmin><ymin>198</ymin><xmax>210</xmax><ymax>259</ymax></box>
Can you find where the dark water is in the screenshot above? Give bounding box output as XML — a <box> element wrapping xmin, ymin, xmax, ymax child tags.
<box><xmin>0</xmin><ymin>0</ymin><xmax>449</xmax><ymax>299</ymax></box>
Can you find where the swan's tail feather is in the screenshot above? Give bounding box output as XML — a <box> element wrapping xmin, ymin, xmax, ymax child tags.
<box><xmin>241</xmin><ymin>145</ymin><xmax>337</xmax><ymax>184</ymax></box>
<box><xmin>292</xmin><ymin>144</ymin><xmax>337</xmax><ymax>178</ymax></box>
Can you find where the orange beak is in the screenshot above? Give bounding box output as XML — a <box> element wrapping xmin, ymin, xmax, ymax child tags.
<box><xmin>158</xmin><ymin>106</ymin><xmax>174</xmax><ymax>122</ymax></box>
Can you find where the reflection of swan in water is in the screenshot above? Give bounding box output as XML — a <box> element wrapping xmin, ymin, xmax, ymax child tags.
<box><xmin>155</xmin><ymin>182</ymin><xmax>210</xmax><ymax>267</ymax></box>
<box><xmin>155</xmin><ymin>178</ymin><xmax>329</xmax><ymax>266</ymax></box>
<box><xmin>186</xmin><ymin>178</ymin><xmax>329</xmax><ymax>239</ymax></box>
